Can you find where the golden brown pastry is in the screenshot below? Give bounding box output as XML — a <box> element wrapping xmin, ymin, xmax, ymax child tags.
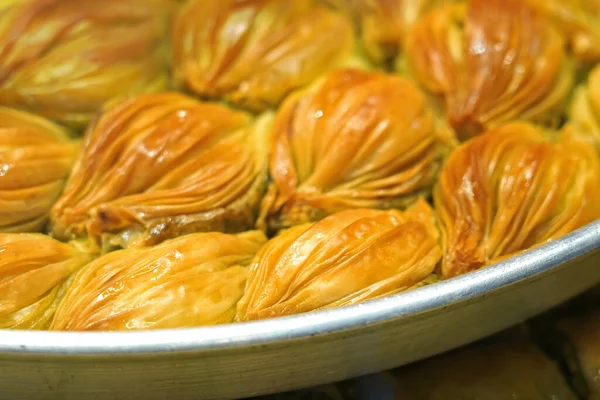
<box><xmin>405</xmin><ymin>0</ymin><xmax>573</xmax><ymax>140</ymax></box>
<box><xmin>0</xmin><ymin>233</ymin><xmax>93</xmax><ymax>329</ymax></box>
<box><xmin>323</xmin><ymin>0</ymin><xmax>432</xmax><ymax>65</ymax></box>
<box><xmin>51</xmin><ymin>231</ymin><xmax>266</xmax><ymax>331</ymax></box>
<box><xmin>259</xmin><ymin>68</ymin><xmax>451</xmax><ymax>232</ymax></box>
<box><xmin>50</xmin><ymin>92</ymin><xmax>272</xmax><ymax>250</ymax></box>
<box><xmin>391</xmin><ymin>329</ymin><xmax>577</xmax><ymax>400</ymax></box>
<box><xmin>171</xmin><ymin>0</ymin><xmax>361</xmax><ymax>111</ymax></box>
<box><xmin>566</xmin><ymin>65</ymin><xmax>600</xmax><ymax>151</ymax></box>
<box><xmin>0</xmin><ymin>0</ymin><xmax>172</xmax><ymax>127</ymax></box>
<box><xmin>0</xmin><ymin>107</ymin><xmax>78</xmax><ymax>232</ymax></box>
<box><xmin>527</xmin><ymin>0</ymin><xmax>600</xmax><ymax>62</ymax></box>
<box><xmin>435</xmin><ymin>122</ymin><xmax>600</xmax><ymax>279</ymax></box>
<box><xmin>237</xmin><ymin>199</ymin><xmax>441</xmax><ymax>321</ymax></box>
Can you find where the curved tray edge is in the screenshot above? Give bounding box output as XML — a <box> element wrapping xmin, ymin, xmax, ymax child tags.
<box><xmin>1</xmin><ymin>220</ymin><xmax>599</xmax><ymax>355</ymax></box>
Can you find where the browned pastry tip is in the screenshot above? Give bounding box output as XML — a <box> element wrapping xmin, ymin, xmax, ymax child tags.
<box><xmin>0</xmin><ymin>0</ymin><xmax>173</xmax><ymax>127</ymax></box>
<box><xmin>171</xmin><ymin>0</ymin><xmax>363</xmax><ymax>111</ymax></box>
<box><xmin>259</xmin><ymin>68</ymin><xmax>452</xmax><ymax>233</ymax></box>
<box><xmin>435</xmin><ymin>122</ymin><xmax>600</xmax><ymax>278</ymax></box>
<box><xmin>237</xmin><ymin>199</ymin><xmax>441</xmax><ymax>321</ymax></box>
<box><xmin>50</xmin><ymin>92</ymin><xmax>272</xmax><ymax>250</ymax></box>
<box><xmin>50</xmin><ymin>231</ymin><xmax>266</xmax><ymax>331</ymax></box>
<box><xmin>0</xmin><ymin>233</ymin><xmax>93</xmax><ymax>329</ymax></box>
<box><xmin>405</xmin><ymin>0</ymin><xmax>572</xmax><ymax>140</ymax></box>
<box><xmin>0</xmin><ymin>107</ymin><xmax>78</xmax><ymax>233</ymax></box>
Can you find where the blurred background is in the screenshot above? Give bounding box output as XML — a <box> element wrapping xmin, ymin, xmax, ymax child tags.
<box><xmin>253</xmin><ymin>284</ymin><xmax>600</xmax><ymax>400</ymax></box>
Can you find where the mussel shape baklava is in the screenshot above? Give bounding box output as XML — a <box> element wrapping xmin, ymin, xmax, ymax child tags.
<box><xmin>50</xmin><ymin>93</ymin><xmax>272</xmax><ymax>249</ymax></box>
<box><xmin>435</xmin><ymin>123</ymin><xmax>600</xmax><ymax>279</ymax></box>
<box><xmin>259</xmin><ymin>68</ymin><xmax>450</xmax><ymax>232</ymax></box>
<box><xmin>0</xmin><ymin>233</ymin><xmax>93</xmax><ymax>329</ymax></box>
<box><xmin>566</xmin><ymin>65</ymin><xmax>600</xmax><ymax>151</ymax></box>
<box><xmin>171</xmin><ymin>0</ymin><xmax>361</xmax><ymax>112</ymax></box>
<box><xmin>0</xmin><ymin>107</ymin><xmax>78</xmax><ymax>232</ymax></box>
<box><xmin>51</xmin><ymin>231</ymin><xmax>266</xmax><ymax>331</ymax></box>
<box><xmin>0</xmin><ymin>0</ymin><xmax>172</xmax><ymax>127</ymax></box>
<box><xmin>527</xmin><ymin>0</ymin><xmax>600</xmax><ymax>62</ymax></box>
<box><xmin>405</xmin><ymin>0</ymin><xmax>573</xmax><ymax>140</ymax></box>
<box><xmin>236</xmin><ymin>199</ymin><xmax>441</xmax><ymax>321</ymax></box>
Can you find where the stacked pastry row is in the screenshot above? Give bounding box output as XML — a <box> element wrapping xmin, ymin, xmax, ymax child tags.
<box><xmin>1</xmin><ymin>0</ymin><xmax>600</xmax><ymax>330</ymax></box>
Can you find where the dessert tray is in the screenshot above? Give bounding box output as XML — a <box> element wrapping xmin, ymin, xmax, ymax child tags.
<box><xmin>2</xmin><ymin>0</ymin><xmax>600</xmax><ymax>398</ymax></box>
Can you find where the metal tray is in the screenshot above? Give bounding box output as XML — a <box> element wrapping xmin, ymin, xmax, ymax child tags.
<box><xmin>1</xmin><ymin>220</ymin><xmax>600</xmax><ymax>400</ymax></box>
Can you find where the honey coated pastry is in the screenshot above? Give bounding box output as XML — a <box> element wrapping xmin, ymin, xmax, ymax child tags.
<box><xmin>0</xmin><ymin>107</ymin><xmax>78</xmax><ymax>233</ymax></box>
<box><xmin>1</xmin><ymin>0</ymin><xmax>599</xmax><ymax>340</ymax></box>
<box><xmin>566</xmin><ymin>65</ymin><xmax>600</xmax><ymax>152</ymax></box>
<box><xmin>237</xmin><ymin>199</ymin><xmax>441</xmax><ymax>321</ymax></box>
<box><xmin>323</xmin><ymin>0</ymin><xmax>433</xmax><ymax>66</ymax></box>
<box><xmin>50</xmin><ymin>92</ymin><xmax>272</xmax><ymax>250</ymax></box>
<box><xmin>51</xmin><ymin>231</ymin><xmax>266</xmax><ymax>330</ymax></box>
<box><xmin>405</xmin><ymin>0</ymin><xmax>573</xmax><ymax>140</ymax></box>
<box><xmin>171</xmin><ymin>0</ymin><xmax>361</xmax><ymax>112</ymax></box>
<box><xmin>435</xmin><ymin>122</ymin><xmax>600</xmax><ymax>279</ymax></box>
<box><xmin>0</xmin><ymin>233</ymin><xmax>93</xmax><ymax>329</ymax></box>
<box><xmin>0</xmin><ymin>0</ymin><xmax>172</xmax><ymax>127</ymax></box>
<box><xmin>527</xmin><ymin>0</ymin><xmax>600</xmax><ymax>62</ymax></box>
<box><xmin>259</xmin><ymin>68</ymin><xmax>450</xmax><ymax>233</ymax></box>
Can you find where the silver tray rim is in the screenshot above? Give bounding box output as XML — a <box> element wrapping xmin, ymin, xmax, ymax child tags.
<box><xmin>2</xmin><ymin>219</ymin><xmax>600</xmax><ymax>356</ymax></box>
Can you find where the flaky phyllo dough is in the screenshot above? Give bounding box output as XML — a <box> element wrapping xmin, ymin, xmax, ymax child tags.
<box><xmin>324</xmin><ymin>0</ymin><xmax>433</xmax><ymax>66</ymax></box>
<box><xmin>237</xmin><ymin>199</ymin><xmax>440</xmax><ymax>321</ymax></box>
<box><xmin>51</xmin><ymin>231</ymin><xmax>266</xmax><ymax>331</ymax></box>
<box><xmin>435</xmin><ymin>123</ymin><xmax>600</xmax><ymax>279</ymax></box>
<box><xmin>0</xmin><ymin>107</ymin><xmax>78</xmax><ymax>232</ymax></box>
<box><xmin>566</xmin><ymin>65</ymin><xmax>600</xmax><ymax>151</ymax></box>
<box><xmin>0</xmin><ymin>233</ymin><xmax>93</xmax><ymax>329</ymax></box>
<box><xmin>405</xmin><ymin>0</ymin><xmax>573</xmax><ymax>140</ymax></box>
<box><xmin>0</xmin><ymin>0</ymin><xmax>172</xmax><ymax>127</ymax></box>
<box><xmin>527</xmin><ymin>0</ymin><xmax>600</xmax><ymax>62</ymax></box>
<box><xmin>171</xmin><ymin>0</ymin><xmax>362</xmax><ymax>111</ymax></box>
<box><xmin>50</xmin><ymin>93</ymin><xmax>272</xmax><ymax>250</ymax></box>
<box><xmin>258</xmin><ymin>68</ymin><xmax>451</xmax><ymax>233</ymax></box>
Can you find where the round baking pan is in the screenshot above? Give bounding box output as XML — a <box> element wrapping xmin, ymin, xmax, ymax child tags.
<box><xmin>1</xmin><ymin>220</ymin><xmax>600</xmax><ymax>400</ymax></box>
